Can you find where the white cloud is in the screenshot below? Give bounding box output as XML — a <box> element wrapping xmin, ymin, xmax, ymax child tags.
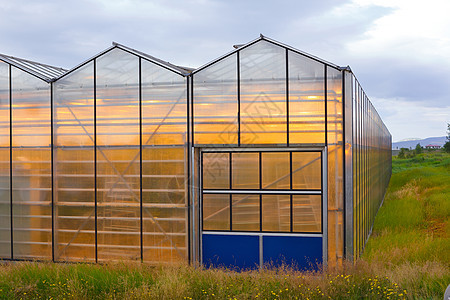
<box><xmin>349</xmin><ymin>0</ymin><xmax>450</xmax><ymax>64</ymax></box>
<box><xmin>372</xmin><ymin>97</ymin><xmax>450</xmax><ymax>141</ymax></box>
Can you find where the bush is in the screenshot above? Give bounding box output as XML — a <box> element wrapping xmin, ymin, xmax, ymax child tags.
<box><xmin>398</xmin><ymin>148</ymin><xmax>414</xmax><ymax>159</ymax></box>
<box><xmin>444</xmin><ymin>141</ymin><xmax>450</xmax><ymax>153</ymax></box>
<box><xmin>414</xmin><ymin>143</ymin><xmax>422</xmax><ymax>154</ymax></box>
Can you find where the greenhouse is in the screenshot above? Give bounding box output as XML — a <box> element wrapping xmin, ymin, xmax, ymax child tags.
<box><xmin>0</xmin><ymin>35</ymin><xmax>391</xmax><ymax>269</ymax></box>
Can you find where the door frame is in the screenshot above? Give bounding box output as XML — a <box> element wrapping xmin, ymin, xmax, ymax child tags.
<box><xmin>195</xmin><ymin>147</ymin><xmax>328</xmax><ymax>269</ymax></box>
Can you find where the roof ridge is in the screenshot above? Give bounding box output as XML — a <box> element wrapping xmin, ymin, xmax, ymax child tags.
<box><xmin>112</xmin><ymin>42</ymin><xmax>193</xmax><ymax>75</ymax></box>
<box><xmin>192</xmin><ymin>34</ymin><xmax>342</xmax><ymax>74</ymax></box>
<box><xmin>0</xmin><ymin>52</ymin><xmax>67</xmax><ymax>82</ymax></box>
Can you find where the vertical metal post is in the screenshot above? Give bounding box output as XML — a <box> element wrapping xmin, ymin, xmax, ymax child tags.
<box><xmin>259</xmin><ymin>152</ymin><xmax>262</xmax><ymax>232</ymax></box>
<box><xmin>237</xmin><ymin>52</ymin><xmax>241</xmax><ymax>147</ymax></box>
<box><xmin>9</xmin><ymin>64</ymin><xmax>13</xmax><ymax>260</ymax></box>
<box><xmin>324</xmin><ymin>66</ymin><xmax>328</xmax><ymax>146</ymax></box>
<box><xmin>322</xmin><ymin>148</ymin><xmax>328</xmax><ymax>269</ymax></box>
<box><xmin>229</xmin><ymin>152</ymin><xmax>232</xmax><ymax>231</ymax></box>
<box><xmin>342</xmin><ymin>71</ymin><xmax>345</xmax><ymax>259</ymax></box>
<box><xmin>139</xmin><ymin>57</ymin><xmax>143</xmax><ymax>262</ymax></box>
<box><xmin>50</xmin><ymin>82</ymin><xmax>55</xmax><ymax>262</ymax></box>
<box><xmin>285</xmin><ymin>49</ymin><xmax>289</xmax><ymax>146</ymax></box>
<box><xmin>289</xmin><ymin>152</ymin><xmax>293</xmax><ymax>232</ymax></box>
<box><xmin>323</xmin><ymin>65</ymin><xmax>328</xmax><ymax>267</ymax></box>
<box><xmin>186</xmin><ymin>76</ymin><xmax>191</xmax><ymax>263</ymax></box>
<box><xmin>93</xmin><ymin>59</ymin><xmax>98</xmax><ymax>263</ymax></box>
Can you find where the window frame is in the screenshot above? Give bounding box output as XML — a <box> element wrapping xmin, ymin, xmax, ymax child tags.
<box><xmin>201</xmin><ymin>149</ymin><xmax>323</xmax><ymax>234</ymax></box>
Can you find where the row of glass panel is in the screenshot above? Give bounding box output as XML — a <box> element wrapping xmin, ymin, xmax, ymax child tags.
<box><xmin>193</xmin><ymin>40</ymin><xmax>341</xmax><ymax>146</ymax></box>
<box><xmin>0</xmin><ymin>39</ymin><xmax>392</xmax><ymax>266</ymax></box>
<box><xmin>0</xmin><ymin>49</ymin><xmax>189</xmax><ymax>262</ymax></box>
<box><xmin>203</xmin><ymin>194</ymin><xmax>322</xmax><ymax>233</ymax></box>
<box><xmin>325</xmin><ymin>67</ymin><xmax>344</xmax><ymax>267</ymax></box>
<box><xmin>202</xmin><ymin>151</ymin><xmax>322</xmax><ymax>190</ymax></box>
<box><xmin>352</xmin><ymin>76</ymin><xmax>391</xmax><ymax>258</ymax></box>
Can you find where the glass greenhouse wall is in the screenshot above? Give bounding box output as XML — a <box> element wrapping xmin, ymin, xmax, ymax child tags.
<box><xmin>52</xmin><ymin>46</ymin><xmax>189</xmax><ymax>263</ymax></box>
<box><xmin>349</xmin><ymin>75</ymin><xmax>391</xmax><ymax>259</ymax></box>
<box><xmin>0</xmin><ymin>35</ymin><xmax>391</xmax><ymax>269</ymax></box>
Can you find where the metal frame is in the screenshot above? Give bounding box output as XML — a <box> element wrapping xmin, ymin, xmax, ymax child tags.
<box><xmin>322</xmin><ymin>147</ymin><xmax>328</xmax><ymax>268</ymax></box>
<box><xmin>199</xmin><ymin>148</ymin><xmax>324</xmax><ymax>235</ymax></box>
<box><xmin>50</xmin><ymin>81</ymin><xmax>55</xmax><ymax>262</ymax></box>
<box><xmin>0</xmin><ymin>55</ymin><xmax>66</xmax><ymax>83</ymax></box>
<box><xmin>285</xmin><ymin>49</ymin><xmax>290</xmax><ymax>146</ymax></box>
<box><xmin>94</xmin><ymin>58</ymin><xmax>98</xmax><ymax>263</ymax></box>
<box><xmin>139</xmin><ymin>57</ymin><xmax>143</xmax><ymax>262</ymax></box>
<box><xmin>0</xmin><ymin>36</ymin><xmax>392</xmax><ymax>267</ymax></box>
<box><xmin>8</xmin><ymin>64</ymin><xmax>13</xmax><ymax>260</ymax></box>
<box><xmin>191</xmin><ymin>35</ymin><xmax>341</xmax><ymax>76</ymax></box>
<box><xmin>198</xmin><ymin>147</ymin><xmax>328</xmax><ymax>267</ymax></box>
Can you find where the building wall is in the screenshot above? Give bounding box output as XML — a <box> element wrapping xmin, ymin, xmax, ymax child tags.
<box><xmin>0</xmin><ymin>39</ymin><xmax>392</xmax><ymax>267</ymax></box>
<box><xmin>192</xmin><ymin>39</ymin><xmax>345</xmax><ymax>268</ymax></box>
<box><xmin>52</xmin><ymin>48</ymin><xmax>189</xmax><ymax>263</ymax></box>
<box><xmin>350</xmin><ymin>74</ymin><xmax>392</xmax><ymax>258</ymax></box>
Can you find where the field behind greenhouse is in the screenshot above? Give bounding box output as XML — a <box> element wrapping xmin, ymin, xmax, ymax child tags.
<box><xmin>0</xmin><ymin>152</ymin><xmax>448</xmax><ymax>299</ymax></box>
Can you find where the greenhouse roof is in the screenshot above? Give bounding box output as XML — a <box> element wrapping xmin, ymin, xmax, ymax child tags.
<box><xmin>0</xmin><ymin>53</ymin><xmax>67</xmax><ymax>82</ymax></box>
<box><xmin>112</xmin><ymin>42</ymin><xmax>194</xmax><ymax>75</ymax></box>
<box><xmin>59</xmin><ymin>42</ymin><xmax>192</xmax><ymax>80</ymax></box>
<box><xmin>0</xmin><ymin>35</ymin><xmax>347</xmax><ymax>82</ymax></box>
<box><xmin>193</xmin><ymin>34</ymin><xmax>343</xmax><ymax>75</ymax></box>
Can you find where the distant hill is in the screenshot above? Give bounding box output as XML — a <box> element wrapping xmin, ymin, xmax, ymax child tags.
<box><xmin>392</xmin><ymin>136</ymin><xmax>446</xmax><ymax>149</ymax></box>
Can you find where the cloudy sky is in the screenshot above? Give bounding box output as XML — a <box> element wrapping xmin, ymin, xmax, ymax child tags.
<box><xmin>1</xmin><ymin>0</ymin><xmax>449</xmax><ymax>142</ymax></box>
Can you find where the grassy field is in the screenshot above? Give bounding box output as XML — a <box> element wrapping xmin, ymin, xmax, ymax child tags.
<box><xmin>363</xmin><ymin>152</ymin><xmax>450</xmax><ymax>299</ymax></box>
<box><xmin>0</xmin><ymin>152</ymin><xmax>448</xmax><ymax>299</ymax></box>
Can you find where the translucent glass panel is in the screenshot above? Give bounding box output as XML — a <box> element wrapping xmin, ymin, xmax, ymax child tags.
<box><xmin>232</xmin><ymin>152</ymin><xmax>259</xmax><ymax>189</ymax></box>
<box><xmin>326</xmin><ymin>67</ymin><xmax>344</xmax><ymax>266</ymax></box>
<box><xmin>194</xmin><ymin>54</ymin><xmax>238</xmax><ymax>145</ymax></box>
<box><xmin>293</xmin><ymin>195</ymin><xmax>321</xmax><ymax>232</ymax></box>
<box><xmin>141</xmin><ymin>60</ymin><xmax>187</xmax><ymax>263</ymax></box>
<box><xmin>292</xmin><ymin>152</ymin><xmax>321</xmax><ymax>190</ymax></box>
<box><xmin>202</xmin><ymin>194</ymin><xmax>230</xmax><ymax>231</ymax></box>
<box><xmin>240</xmin><ymin>41</ymin><xmax>287</xmax><ymax>145</ymax></box>
<box><xmin>202</xmin><ymin>151</ymin><xmax>323</xmax><ymax>234</ymax></box>
<box><xmin>0</xmin><ymin>62</ymin><xmax>10</xmax><ymax>258</ymax></box>
<box><xmin>288</xmin><ymin>51</ymin><xmax>325</xmax><ymax>144</ymax></box>
<box><xmin>96</xmin><ymin>49</ymin><xmax>140</xmax><ymax>261</ymax></box>
<box><xmin>262</xmin><ymin>195</ymin><xmax>290</xmax><ymax>232</ymax></box>
<box><xmin>11</xmin><ymin>67</ymin><xmax>51</xmax><ymax>259</ymax></box>
<box><xmin>193</xmin><ymin>40</ymin><xmax>330</xmax><ymax>148</ymax></box>
<box><xmin>232</xmin><ymin>194</ymin><xmax>259</xmax><ymax>231</ymax></box>
<box><xmin>262</xmin><ymin>152</ymin><xmax>290</xmax><ymax>189</ymax></box>
<box><xmin>142</xmin><ymin>61</ymin><xmax>187</xmax><ymax>146</ymax></box>
<box><xmin>202</xmin><ymin>152</ymin><xmax>229</xmax><ymax>189</ymax></box>
<box><xmin>54</xmin><ymin>62</ymin><xmax>95</xmax><ymax>261</ymax></box>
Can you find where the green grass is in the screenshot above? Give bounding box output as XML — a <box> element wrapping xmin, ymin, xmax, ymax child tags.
<box><xmin>363</xmin><ymin>152</ymin><xmax>450</xmax><ymax>298</ymax></box>
<box><xmin>0</xmin><ymin>152</ymin><xmax>448</xmax><ymax>299</ymax></box>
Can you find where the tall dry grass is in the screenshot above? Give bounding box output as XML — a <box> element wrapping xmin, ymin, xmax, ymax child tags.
<box><xmin>0</xmin><ymin>261</ymin><xmax>410</xmax><ymax>299</ymax></box>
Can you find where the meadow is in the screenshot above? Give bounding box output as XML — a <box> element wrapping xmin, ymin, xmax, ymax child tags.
<box><xmin>0</xmin><ymin>152</ymin><xmax>448</xmax><ymax>299</ymax></box>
